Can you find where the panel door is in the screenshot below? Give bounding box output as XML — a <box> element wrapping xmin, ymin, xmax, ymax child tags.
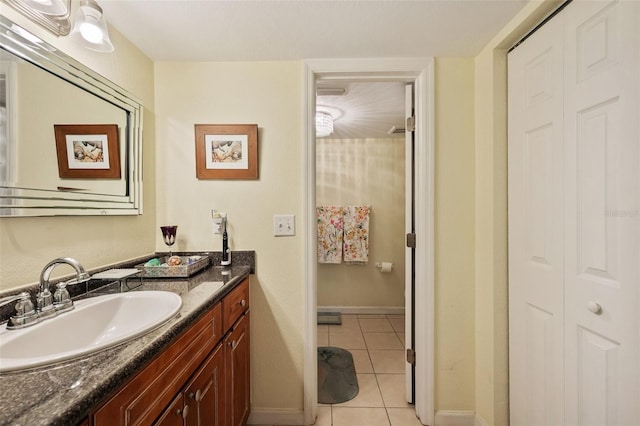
<box><xmin>155</xmin><ymin>394</ymin><xmax>187</xmax><ymax>426</ymax></box>
<box><xmin>185</xmin><ymin>343</ymin><xmax>225</xmax><ymax>426</ymax></box>
<box><xmin>563</xmin><ymin>1</ymin><xmax>640</xmax><ymax>424</ymax></box>
<box><xmin>225</xmin><ymin>312</ymin><xmax>250</xmax><ymax>426</ymax></box>
<box><xmin>508</xmin><ymin>11</ymin><xmax>565</xmax><ymax>426</ymax></box>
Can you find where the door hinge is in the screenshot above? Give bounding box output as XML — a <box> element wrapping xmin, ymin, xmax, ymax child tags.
<box><xmin>406</xmin><ymin>233</ymin><xmax>416</xmax><ymax>248</ymax></box>
<box><xmin>406</xmin><ymin>348</ymin><xmax>416</xmax><ymax>366</ymax></box>
<box><xmin>406</xmin><ymin>116</ymin><xmax>416</xmax><ymax>132</ymax></box>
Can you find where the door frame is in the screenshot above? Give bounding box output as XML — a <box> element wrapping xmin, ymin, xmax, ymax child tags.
<box><xmin>302</xmin><ymin>57</ymin><xmax>435</xmax><ymax>425</ymax></box>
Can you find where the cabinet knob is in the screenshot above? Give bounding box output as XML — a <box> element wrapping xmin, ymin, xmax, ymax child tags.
<box><xmin>587</xmin><ymin>301</ymin><xmax>602</xmax><ymax>314</ymax></box>
<box><xmin>228</xmin><ymin>340</ymin><xmax>236</xmax><ymax>349</ymax></box>
<box><xmin>176</xmin><ymin>405</ymin><xmax>189</xmax><ymax>419</ymax></box>
<box><xmin>189</xmin><ymin>390</ymin><xmax>202</xmax><ymax>402</ymax></box>
<box><xmin>239</xmin><ymin>299</ymin><xmax>246</xmax><ymax>307</ymax></box>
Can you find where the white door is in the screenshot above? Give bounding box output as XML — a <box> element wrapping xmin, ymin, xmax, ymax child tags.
<box><xmin>563</xmin><ymin>1</ymin><xmax>639</xmax><ymax>424</ymax></box>
<box><xmin>509</xmin><ymin>1</ymin><xmax>640</xmax><ymax>425</ymax></box>
<box><xmin>508</xmin><ymin>12</ymin><xmax>565</xmax><ymax>426</ymax></box>
<box><xmin>405</xmin><ymin>82</ymin><xmax>415</xmax><ymax>404</ymax></box>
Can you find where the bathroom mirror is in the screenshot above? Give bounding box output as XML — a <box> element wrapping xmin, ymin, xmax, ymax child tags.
<box><xmin>0</xmin><ymin>15</ymin><xmax>143</xmax><ymax>216</ymax></box>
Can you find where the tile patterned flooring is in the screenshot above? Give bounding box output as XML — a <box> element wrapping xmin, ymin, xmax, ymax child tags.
<box><xmin>253</xmin><ymin>314</ymin><xmax>422</xmax><ymax>426</ymax></box>
<box><xmin>314</xmin><ymin>314</ymin><xmax>422</xmax><ymax>426</ymax></box>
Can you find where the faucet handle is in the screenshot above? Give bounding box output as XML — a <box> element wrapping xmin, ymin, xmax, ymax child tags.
<box><xmin>53</xmin><ymin>282</ymin><xmax>74</xmax><ymax>313</ymax></box>
<box><xmin>14</xmin><ymin>293</ymin><xmax>35</xmax><ymax>316</ymax></box>
<box><xmin>6</xmin><ymin>293</ymin><xmax>39</xmax><ymax>330</ymax></box>
<box><xmin>36</xmin><ymin>287</ymin><xmax>56</xmax><ymax>320</ymax></box>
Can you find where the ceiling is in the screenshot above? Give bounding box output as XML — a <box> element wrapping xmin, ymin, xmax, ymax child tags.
<box><xmin>99</xmin><ymin>0</ymin><xmax>529</xmax><ymax>139</ymax></box>
<box><xmin>100</xmin><ymin>0</ymin><xmax>528</xmax><ymax>62</ymax></box>
<box><xmin>317</xmin><ymin>81</ymin><xmax>407</xmax><ymax>139</ymax></box>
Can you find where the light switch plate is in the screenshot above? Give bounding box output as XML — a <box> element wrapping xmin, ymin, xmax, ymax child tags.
<box><xmin>273</xmin><ymin>214</ymin><xmax>295</xmax><ymax>236</ymax></box>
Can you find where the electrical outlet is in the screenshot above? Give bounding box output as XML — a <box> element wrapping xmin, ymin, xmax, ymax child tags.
<box><xmin>273</xmin><ymin>214</ymin><xmax>295</xmax><ymax>236</ymax></box>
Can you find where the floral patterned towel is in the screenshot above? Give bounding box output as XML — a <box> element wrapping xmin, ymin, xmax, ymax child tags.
<box><xmin>317</xmin><ymin>206</ymin><xmax>344</xmax><ymax>264</ymax></box>
<box><xmin>343</xmin><ymin>206</ymin><xmax>370</xmax><ymax>263</ymax></box>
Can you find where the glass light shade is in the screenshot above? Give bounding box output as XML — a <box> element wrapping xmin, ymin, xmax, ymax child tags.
<box><xmin>70</xmin><ymin>0</ymin><xmax>114</xmax><ymax>52</ymax></box>
<box><xmin>19</xmin><ymin>0</ymin><xmax>68</xmax><ymax>16</ymax></box>
<box><xmin>316</xmin><ymin>111</ymin><xmax>334</xmax><ymax>137</ymax></box>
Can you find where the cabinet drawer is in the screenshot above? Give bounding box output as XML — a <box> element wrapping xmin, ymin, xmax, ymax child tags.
<box><xmin>93</xmin><ymin>302</ymin><xmax>222</xmax><ymax>426</ymax></box>
<box><xmin>222</xmin><ymin>278</ymin><xmax>249</xmax><ymax>332</ymax></box>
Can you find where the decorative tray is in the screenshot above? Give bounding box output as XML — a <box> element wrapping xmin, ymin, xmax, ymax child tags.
<box><xmin>136</xmin><ymin>254</ymin><xmax>211</xmax><ymax>278</ymax></box>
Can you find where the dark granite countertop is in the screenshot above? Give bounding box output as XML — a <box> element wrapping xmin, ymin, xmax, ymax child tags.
<box><xmin>0</xmin><ymin>264</ymin><xmax>251</xmax><ymax>426</ymax></box>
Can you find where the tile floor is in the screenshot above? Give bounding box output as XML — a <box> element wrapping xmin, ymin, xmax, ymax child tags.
<box><xmin>252</xmin><ymin>314</ymin><xmax>422</xmax><ymax>426</ymax></box>
<box><xmin>314</xmin><ymin>314</ymin><xmax>422</xmax><ymax>426</ymax></box>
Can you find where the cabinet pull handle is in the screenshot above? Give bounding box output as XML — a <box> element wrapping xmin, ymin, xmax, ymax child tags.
<box><xmin>239</xmin><ymin>299</ymin><xmax>246</xmax><ymax>307</ymax></box>
<box><xmin>189</xmin><ymin>389</ymin><xmax>203</xmax><ymax>402</ymax></box>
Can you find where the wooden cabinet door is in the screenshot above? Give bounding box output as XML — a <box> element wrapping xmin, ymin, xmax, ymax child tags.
<box><xmin>185</xmin><ymin>343</ymin><xmax>225</xmax><ymax>426</ymax></box>
<box><xmin>154</xmin><ymin>393</ymin><xmax>186</xmax><ymax>426</ymax></box>
<box><xmin>224</xmin><ymin>312</ymin><xmax>250</xmax><ymax>426</ymax></box>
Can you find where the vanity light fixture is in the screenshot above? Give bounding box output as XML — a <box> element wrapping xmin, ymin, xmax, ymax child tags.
<box><xmin>316</xmin><ymin>111</ymin><xmax>334</xmax><ymax>138</ymax></box>
<box><xmin>19</xmin><ymin>0</ymin><xmax>67</xmax><ymax>15</ymax></box>
<box><xmin>70</xmin><ymin>0</ymin><xmax>114</xmax><ymax>52</ymax></box>
<box><xmin>2</xmin><ymin>0</ymin><xmax>72</xmax><ymax>35</ymax></box>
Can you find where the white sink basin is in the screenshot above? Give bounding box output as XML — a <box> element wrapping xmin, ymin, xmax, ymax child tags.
<box><xmin>0</xmin><ymin>291</ymin><xmax>182</xmax><ymax>372</ymax></box>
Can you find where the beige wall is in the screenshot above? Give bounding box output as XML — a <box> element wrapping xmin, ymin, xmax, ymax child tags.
<box><xmin>316</xmin><ymin>137</ymin><xmax>405</xmax><ymax>309</ymax></box>
<box><xmin>154</xmin><ymin>58</ymin><xmax>479</xmax><ymax>416</ymax></box>
<box><xmin>0</xmin><ymin>9</ymin><xmax>156</xmax><ymax>291</ymax></box>
<box><xmin>154</xmin><ymin>61</ymin><xmax>305</xmax><ymax>412</ymax></box>
<box><xmin>15</xmin><ymin>62</ymin><xmax>127</xmax><ymax>193</ymax></box>
<box><xmin>473</xmin><ymin>1</ymin><xmax>563</xmax><ymax>425</ymax></box>
<box><xmin>433</xmin><ymin>58</ymin><xmax>476</xmax><ymax>411</ymax></box>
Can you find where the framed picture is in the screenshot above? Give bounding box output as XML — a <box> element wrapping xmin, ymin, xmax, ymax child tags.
<box><xmin>195</xmin><ymin>124</ymin><xmax>258</xmax><ymax>179</ymax></box>
<box><xmin>54</xmin><ymin>124</ymin><xmax>120</xmax><ymax>179</ymax></box>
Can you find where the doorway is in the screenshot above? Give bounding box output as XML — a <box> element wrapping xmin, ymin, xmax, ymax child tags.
<box><xmin>315</xmin><ymin>80</ymin><xmax>410</xmax><ymax>423</ymax></box>
<box><xmin>302</xmin><ymin>58</ymin><xmax>435</xmax><ymax>426</ymax></box>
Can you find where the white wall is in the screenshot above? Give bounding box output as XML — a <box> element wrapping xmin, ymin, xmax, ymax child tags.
<box><xmin>316</xmin><ymin>137</ymin><xmax>405</xmax><ymax>309</ymax></box>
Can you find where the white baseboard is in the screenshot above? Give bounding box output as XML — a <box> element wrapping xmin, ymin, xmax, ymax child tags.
<box><xmin>434</xmin><ymin>410</ymin><xmax>476</xmax><ymax>426</ymax></box>
<box><xmin>317</xmin><ymin>306</ymin><xmax>405</xmax><ymax>315</ymax></box>
<box><xmin>247</xmin><ymin>408</ymin><xmax>305</xmax><ymax>425</ymax></box>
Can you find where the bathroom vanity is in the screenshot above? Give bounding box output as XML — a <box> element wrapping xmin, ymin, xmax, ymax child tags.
<box><xmin>0</xmin><ymin>264</ymin><xmax>251</xmax><ymax>426</ymax></box>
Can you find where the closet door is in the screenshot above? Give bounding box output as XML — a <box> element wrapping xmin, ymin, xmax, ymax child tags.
<box><xmin>563</xmin><ymin>1</ymin><xmax>640</xmax><ymax>424</ymax></box>
<box><xmin>507</xmin><ymin>13</ymin><xmax>565</xmax><ymax>426</ymax></box>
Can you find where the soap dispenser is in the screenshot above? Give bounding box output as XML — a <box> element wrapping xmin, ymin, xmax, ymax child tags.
<box><xmin>221</xmin><ymin>216</ymin><xmax>231</xmax><ymax>266</ymax></box>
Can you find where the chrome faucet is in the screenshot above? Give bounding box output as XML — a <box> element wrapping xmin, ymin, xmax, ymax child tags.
<box><xmin>38</xmin><ymin>257</ymin><xmax>90</xmax><ymax>318</ymax></box>
<box><xmin>1</xmin><ymin>258</ymin><xmax>91</xmax><ymax>330</ymax></box>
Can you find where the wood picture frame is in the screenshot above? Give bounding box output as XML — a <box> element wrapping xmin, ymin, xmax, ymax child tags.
<box><xmin>54</xmin><ymin>124</ymin><xmax>120</xmax><ymax>179</ymax></box>
<box><xmin>195</xmin><ymin>124</ymin><xmax>258</xmax><ymax>179</ymax></box>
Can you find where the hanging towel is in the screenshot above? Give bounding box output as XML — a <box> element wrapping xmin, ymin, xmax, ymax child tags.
<box><xmin>343</xmin><ymin>206</ymin><xmax>370</xmax><ymax>263</ymax></box>
<box><xmin>317</xmin><ymin>206</ymin><xmax>344</xmax><ymax>264</ymax></box>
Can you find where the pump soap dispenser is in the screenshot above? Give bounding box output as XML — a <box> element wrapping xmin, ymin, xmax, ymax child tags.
<box><xmin>221</xmin><ymin>216</ymin><xmax>231</xmax><ymax>266</ymax></box>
